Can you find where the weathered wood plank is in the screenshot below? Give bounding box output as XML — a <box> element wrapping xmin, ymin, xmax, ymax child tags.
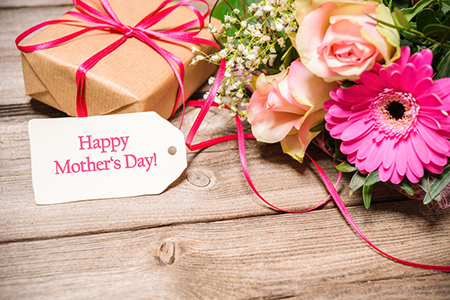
<box><xmin>0</xmin><ymin>105</ymin><xmax>406</xmax><ymax>243</ymax></box>
<box><xmin>0</xmin><ymin>201</ymin><xmax>449</xmax><ymax>299</ymax></box>
<box><xmin>0</xmin><ymin>6</ymin><xmax>71</xmax><ymax>106</ymax></box>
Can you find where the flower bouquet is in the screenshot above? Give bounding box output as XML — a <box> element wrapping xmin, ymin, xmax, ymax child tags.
<box><xmin>194</xmin><ymin>0</ymin><xmax>450</xmax><ymax>210</ymax></box>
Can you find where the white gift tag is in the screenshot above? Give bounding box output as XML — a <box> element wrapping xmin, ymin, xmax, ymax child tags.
<box><xmin>28</xmin><ymin>112</ymin><xmax>187</xmax><ymax>205</ymax></box>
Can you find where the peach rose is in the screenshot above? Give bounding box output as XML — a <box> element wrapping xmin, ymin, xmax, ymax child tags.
<box><xmin>295</xmin><ymin>0</ymin><xmax>400</xmax><ymax>82</ymax></box>
<box><xmin>247</xmin><ymin>59</ymin><xmax>338</xmax><ymax>162</ymax></box>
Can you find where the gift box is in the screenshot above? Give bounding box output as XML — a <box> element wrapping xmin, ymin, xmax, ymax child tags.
<box><xmin>20</xmin><ymin>0</ymin><xmax>219</xmax><ymax>119</ymax></box>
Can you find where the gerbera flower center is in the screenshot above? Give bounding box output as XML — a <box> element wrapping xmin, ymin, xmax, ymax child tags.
<box><xmin>369</xmin><ymin>89</ymin><xmax>420</xmax><ymax>137</ymax></box>
<box><xmin>386</xmin><ymin>101</ymin><xmax>406</xmax><ymax>120</ymax></box>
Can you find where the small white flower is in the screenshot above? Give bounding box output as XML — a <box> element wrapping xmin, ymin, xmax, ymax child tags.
<box><xmin>208</xmin><ymin>76</ymin><xmax>215</xmax><ymax>85</ymax></box>
<box><xmin>191</xmin><ymin>47</ymin><xmax>199</xmax><ymax>53</ymax></box>
<box><xmin>246</xmin><ymin>53</ymin><xmax>256</xmax><ymax>60</ymax></box>
<box><xmin>195</xmin><ymin>55</ymin><xmax>204</xmax><ymax>60</ymax></box>
<box><xmin>275</xmin><ymin>22</ymin><xmax>283</xmax><ymax>32</ymax></box>
<box><xmin>241</xmin><ymin>21</ymin><xmax>247</xmax><ymax>28</ymax></box>
<box><xmin>262</xmin><ymin>5</ymin><xmax>274</xmax><ymax>12</ymax></box>
<box><xmin>218</xmin><ymin>49</ymin><xmax>228</xmax><ymax>57</ymax></box>
<box><xmin>233</xmin><ymin>8</ymin><xmax>240</xmax><ymax>14</ymax></box>
<box><xmin>211</xmin><ymin>55</ymin><xmax>220</xmax><ymax>61</ymax></box>
<box><xmin>255</xmin><ymin>9</ymin><xmax>263</xmax><ymax>16</ymax></box>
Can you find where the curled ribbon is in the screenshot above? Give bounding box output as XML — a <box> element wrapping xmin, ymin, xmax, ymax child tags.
<box><xmin>17</xmin><ymin>0</ymin><xmax>449</xmax><ymax>272</ymax></box>
<box><xmin>16</xmin><ymin>0</ymin><xmax>220</xmax><ymax>118</ymax></box>
<box><xmin>185</xmin><ymin>60</ymin><xmax>450</xmax><ymax>273</ymax></box>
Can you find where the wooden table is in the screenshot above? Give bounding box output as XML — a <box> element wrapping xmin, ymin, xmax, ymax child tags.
<box><xmin>1</xmin><ymin>1</ymin><xmax>449</xmax><ymax>299</ymax></box>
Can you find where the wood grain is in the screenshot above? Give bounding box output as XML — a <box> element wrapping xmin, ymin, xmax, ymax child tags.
<box><xmin>1</xmin><ymin>1</ymin><xmax>449</xmax><ymax>299</ymax></box>
<box><xmin>0</xmin><ymin>105</ymin><xmax>406</xmax><ymax>243</ymax></box>
<box><xmin>0</xmin><ymin>201</ymin><xmax>449</xmax><ymax>299</ymax></box>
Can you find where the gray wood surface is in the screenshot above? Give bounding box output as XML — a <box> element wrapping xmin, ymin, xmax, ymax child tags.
<box><xmin>1</xmin><ymin>1</ymin><xmax>449</xmax><ymax>299</ymax></box>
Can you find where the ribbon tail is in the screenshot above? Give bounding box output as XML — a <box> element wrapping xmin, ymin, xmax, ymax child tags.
<box><xmin>306</xmin><ymin>153</ymin><xmax>450</xmax><ymax>272</ymax></box>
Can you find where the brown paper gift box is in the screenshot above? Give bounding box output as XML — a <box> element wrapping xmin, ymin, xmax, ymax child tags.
<box><xmin>20</xmin><ymin>0</ymin><xmax>219</xmax><ymax>118</ymax></box>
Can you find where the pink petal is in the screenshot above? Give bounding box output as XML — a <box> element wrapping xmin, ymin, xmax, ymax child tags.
<box><xmin>409</xmin><ymin>49</ymin><xmax>432</xmax><ymax>67</ymax></box>
<box><xmin>397</xmin><ymin>47</ymin><xmax>411</xmax><ymax>67</ymax></box>
<box><xmin>415</xmin><ymin>65</ymin><xmax>433</xmax><ymax>81</ymax></box>
<box><xmin>329</xmin><ymin>121</ymin><xmax>350</xmax><ymax>138</ymax></box>
<box><xmin>395</xmin><ymin>140</ymin><xmax>407</xmax><ymax>176</ymax></box>
<box><xmin>429</xmin><ymin>78</ymin><xmax>450</xmax><ymax>103</ymax></box>
<box><xmin>424</xmin><ymin>161</ymin><xmax>444</xmax><ymax>174</ymax></box>
<box><xmin>418</xmin><ymin>114</ymin><xmax>442</xmax><ymax>131</ymax></box>
<box><xmin>405</xmin><ymin>137</ymin><xmax>424</xmax><ymax>178</ymax></box>
<box><xmin>337</xmin><ymin>86</ymin><xmax>374</xmax><ymax>103</ymax></box>
<box><xmin>341</xmin><ymin>118</ymin><xmax>373</xmax><ymax>141</ymax></box>
<box><xmin>428</xmin><ymin>147</ymin><xmax>449</xmax><ymax>166</ymax></box>
<box><xmin>389</xmin><ymin>163</ymin><xmax>404</xmax><ymax>184</ymax></box>
<box><xmin>412</xmin><ymin>78</ymin><xmax>433</xmax><ymax>96</ymax></box>
<box><xmin>251</xmin><ymin>111</ymin><xmax>300</xmax><ymax>143</ymax></box>
<box><xmin>357</xmin><ymin>136</ymin><xmax>376</xmax><ymax>160</ymax></box>
<box><xmin>365</xmin><ymin>141</ymin><xmax>384</xmax><ymax>172</ymax></box>
<box><xmin>378</xmin><ymin>166</ymin><xmax>390</xmax><ymax>182</ymax></box>
<box><xmin>410</xmin><ymin>131</ymin><xmax>430</xmax><ymax>164</ymax></box>
<box><xmin>328</xmin><ymin>104</ymin><xmax>353</xmax><ymax>117</ymax></box>
<box><xmin>417</xmin><ymin>124</ymin><xmax>449</xmax><ymax>154</ymax></box>
<box><xmin>382</xmin><ymin>137</ymin><xmax>396</xmax><ymax>168</ymax></box>
<box><xmin>340</xmin><ymin>137</ymin><xmax>365</xmax><ymax>154</ymax></box>
<box><xmin>416</xmin><ymin>93</ymin><xmax>443</xmax><ymax>107</ymax></box>
<box><xmin>389</xmin><ymin>70</ymin><xmax>402</xmax><ymax>91</ymax></box>
<box><xmin>359</xmin><ymin>71</ymin><xmax>385</xmax><ymax>90</ymax></box>
<box><xmin>400</xmin><ymin>63</ymin><xmax>416</xmax><ymax>93</ymax></box>
<box><xmin>405</xmin><ymin>166</ymin><xmax>421</xmax><ymax>183</ymax></box>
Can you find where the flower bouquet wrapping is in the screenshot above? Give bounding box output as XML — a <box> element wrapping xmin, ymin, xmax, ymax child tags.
<box><xmin>195</xmin><ymin>0</ymin><xmax>450</xmax><ymax>210</ymax></box>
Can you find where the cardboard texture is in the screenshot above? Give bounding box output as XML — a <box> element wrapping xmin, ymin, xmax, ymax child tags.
<box><xmin>20</xmin><ymin>0</ymin><xmax>219</xmax><ymax>118</ymax></box>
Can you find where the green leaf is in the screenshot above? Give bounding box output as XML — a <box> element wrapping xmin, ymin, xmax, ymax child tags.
<box><xmin>398</xmin><ymin>180</ymin><xmax>414</xmax><ymax>196</ymax></box>
<box><xmin>401</xmin><ymin>0</ymin><xmax>436</xmax><ymax>22</ymax></box>
<box><xmin>340</xmin><ymin>80</ymin><xmax>357</xmax><ymax>88</ymax></box>
<box><xmin>211</xmin><ymin>0</ymin><xmax>253</xmax><ymax>22</ymax></box>
<box><xmin>429</xmin><ymin>166</ymin><xmax>450</xmax><ymax>200</ymax></box>
<box><xmin>363</xmin><ymin>184</ymin><xmax>373</xmax><ymax>209</ymax></box>
<box><xmin>441</xmin><ymin>0</ymin><xmax>450</xmax><ymax>14</ymax></box>
<box><xmin>333</xmin><ymin>139</ymin><xmax>341</xmax><ymax>162</ymax></box>
<box><xmin>423</xmin><ymin>23</ymin><xmax>450</xmax><ymax>43</ymax></box>
<box><xmin>309</xmin><ymin>121</ymin><xmax>325</xmax><ymax>132</ymax></box>
<box><xmin>364</xmin><ymin>170</ymin><xmax>381</xmax><ymax>186</ymax></box>
<box><xmin>417</xmin><ymin>9</ymin><xmax>441</xmax><ymax>32</ymax></box>
<box><xmin>418</xmin><ymin>176</ymin><xmax>433</xmax><ymax>204</ymax></box>
<box><xmin>391</xmin><ymin>0</ymin><xmax>412</xmax><ymax>10</ymax></box>
<box><xmin>435</xmin><ymin>50</ymin><xmax>450</xmax><ymax>79</ymax></box>
<box><xmin>336</xmin><ymin>161</ymin><xmax>358</xmax><ymax>173</ymax></box>
<box><xmin>349</xmin><ymin>171</ymin><xmax>367</xmax><ymax>194</ymax></box>
<box><xmin>394</xmin><ymin>7</ymin><xmax>411</xmax><ymax>29</ymax></box>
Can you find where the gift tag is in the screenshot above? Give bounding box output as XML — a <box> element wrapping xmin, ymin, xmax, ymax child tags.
<box><xmin>28</xmin><ymin>112</ymin><xmax>187</xmax><ymax>204</ymax></box>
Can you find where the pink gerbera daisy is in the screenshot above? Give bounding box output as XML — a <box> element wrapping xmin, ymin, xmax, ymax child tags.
<box><xmin>324</xmin><ymin>47</ymin><xmax>450</xmax><ymax>184</ymax></box>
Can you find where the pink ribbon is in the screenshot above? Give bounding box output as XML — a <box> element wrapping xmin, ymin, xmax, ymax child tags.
<box><xmin>185</xmin><ymin>66</ymin><xmax>450</xmax><ymax>272</ymax></box>
<box><xmin>16</xmin><ymin>0</ymin><xmax>219</xmax><ymax>118</ymax></box>
<box><xmin>17</xmin><ymin>0</ymin><xmax>448</xmax><ymax>272</ymax></box>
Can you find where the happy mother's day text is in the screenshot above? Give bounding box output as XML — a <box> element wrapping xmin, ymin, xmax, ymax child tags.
<box><xmin>54</xmin><ymin>135</ymin><xmax>157</xmax><ymax>175</ymax></box>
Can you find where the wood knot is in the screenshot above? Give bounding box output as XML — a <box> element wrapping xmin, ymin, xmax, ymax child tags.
<box><xmin>187</xmin><ymin>170</ymin><xmax>211</xmax><ymax>187</ymax></box>
<box><xmin>155</xmin><ymin>241</ymin><xmax>176</xmax><ymax>266</ymax></box>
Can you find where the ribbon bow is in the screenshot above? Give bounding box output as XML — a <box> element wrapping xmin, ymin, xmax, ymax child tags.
<box><xmin>16</xmin><ymin>0</ymin><xmax>219</xmax><ymax>118</ymax></box>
